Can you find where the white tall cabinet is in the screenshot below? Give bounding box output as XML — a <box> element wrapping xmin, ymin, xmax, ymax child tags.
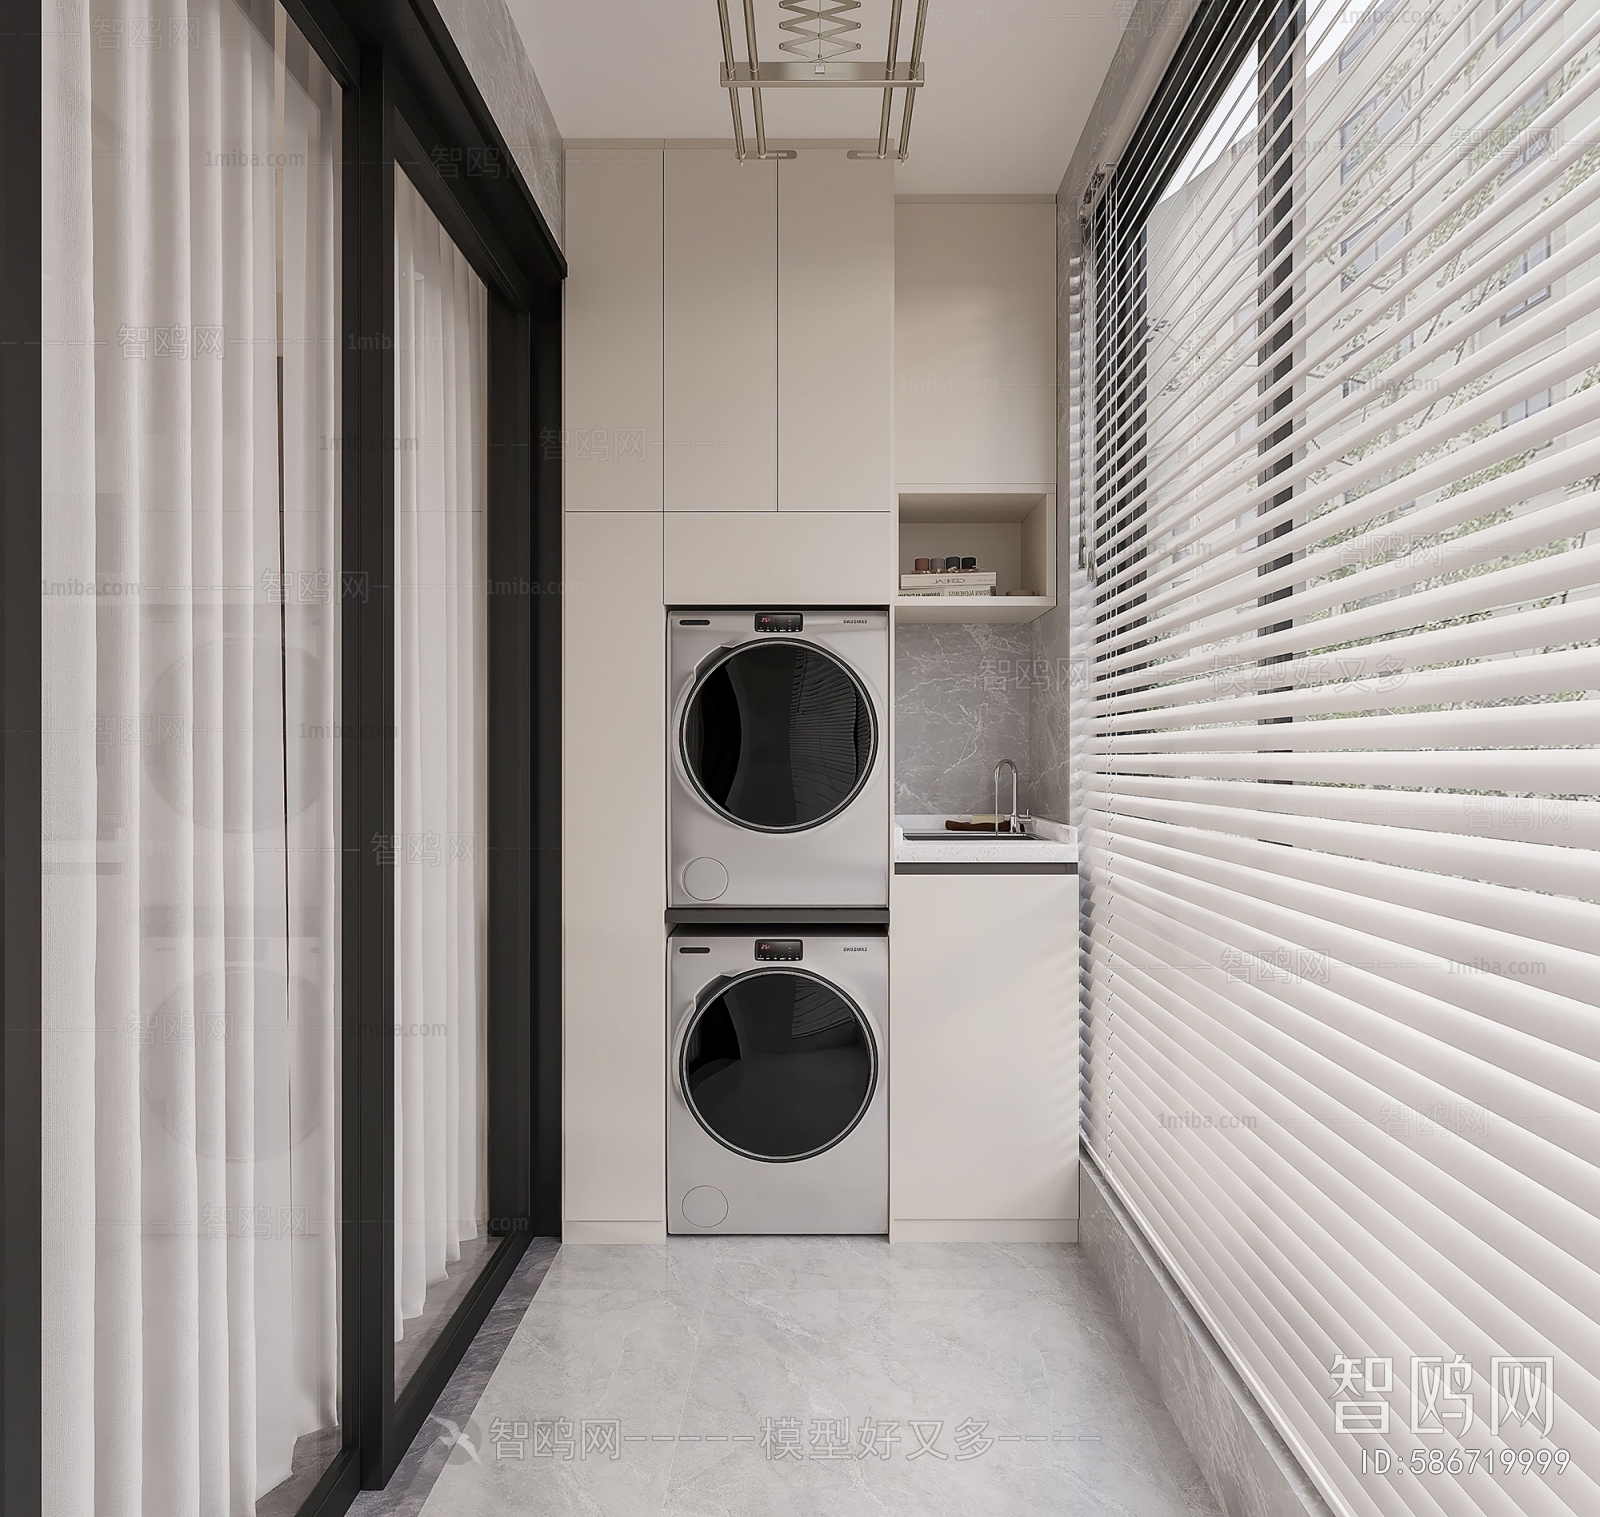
<box><xmin>562</xmin><ymin>141</ymin><xmax>895</xmax><ymax>1242</ymax></box>
<box><xmin>561</xmin><ymin>512</ymin><xmax>666</xmax><ymax>1242</ymax></box>
<box><xmin>778</xmin><ymin>152</ymin><xmax>895</xmax><ymax>513</ymax></box>
<box><xmin>664</xmin><ymin>148</ymin><xmax>777</xmax><ymax>513</ymax></box>
<box><xmin>563</xmin><ymin>145</ymin><xmax>670</xmax><ymax>1241</ymax></box>
<box><xmin>563</xmin><ymin>148</ymin><xmax>663</xmax><ymax>513</ymax></box>
<box><xmin>893</xmin><ymin>198</ymin><xmax>1057</xmax><ymax>489</ymax></box>
<box><xmin>663</xmin><ymin>147</ymin><xmax>895</xmax><ymax>590</ymax></box>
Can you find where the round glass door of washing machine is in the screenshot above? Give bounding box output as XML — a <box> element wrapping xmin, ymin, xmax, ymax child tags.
<box><xmin>680</xmin><ymin>640</ymin><xmax>878</xmax><ymax>833</ymax></box>
<box><xmin>679</xmin><ymin>969</ymin><xmax>878</xmax><ymax>1163</ymax></box>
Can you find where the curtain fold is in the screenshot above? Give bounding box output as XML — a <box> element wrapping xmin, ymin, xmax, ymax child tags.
<box><xmin>392</xmin><ymin>166</ymin><xmax>489</xmax><ymax>1354</ymax></box>
<box><xmin>41</xmin><ymin>2</ymin><xmax>342</xmax><ymax>1511</ymax></box>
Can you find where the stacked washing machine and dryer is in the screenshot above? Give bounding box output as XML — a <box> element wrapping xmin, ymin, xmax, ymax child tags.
<box><xmin>666</xmin><ymin>610</ymin><xmax>890</xmax><ymax>1235</ymax></box>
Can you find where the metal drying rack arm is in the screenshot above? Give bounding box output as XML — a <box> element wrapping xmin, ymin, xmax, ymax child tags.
<box><xmin>714</xmin><ymin>0</ymin><xmax>929</xmax><ymax>163</ymax></box>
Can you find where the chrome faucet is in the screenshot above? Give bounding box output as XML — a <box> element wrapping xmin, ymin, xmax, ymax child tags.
<box><xmin>993</xmin><ymin>758</ymin><xmax>1021</xmax><ymax>836</ymax></box>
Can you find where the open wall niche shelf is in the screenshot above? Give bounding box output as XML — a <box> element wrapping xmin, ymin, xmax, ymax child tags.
<box><xmin>894</xmin><ymin>485</ymin><xmax>1056</xmax><ymax>623</ymax></box>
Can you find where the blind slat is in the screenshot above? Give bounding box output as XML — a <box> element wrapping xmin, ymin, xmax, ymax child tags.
<box><xmin>1089</xmin><ymin>773</ymin><xmax>1600</xmax><ymax>848</ymax></box>
<box><xmin>1094</xmin><ymin>803</ymin><xmax>1599</xmax><ymax>953</ymax></box>
<box><xmin>1086</xmin><ymin>789</ymin><xmax>1600</xmax><ymax>902</ymax></box>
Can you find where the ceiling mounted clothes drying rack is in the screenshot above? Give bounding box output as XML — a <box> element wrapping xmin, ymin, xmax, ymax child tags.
<box><xmin>715</xmin><ymin>0</ymin><xmax>930</xmax><ymax>163</ymax></box>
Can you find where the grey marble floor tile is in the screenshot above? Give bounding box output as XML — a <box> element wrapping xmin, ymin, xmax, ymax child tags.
<box><xmin>663</xmin><ymin>1435</ymin><xmax>885</xmax><ymax>1517</ymax></box>
<box><xmin>677</xmin><ymin>1288</ymin><xmax>913</xmax><ymax>1434</ymax></box>
<box><xmin>405</xmin><ymin>1237</ymin><xmax>1222</xmax><ymax>1517</ymax></box>
<box><xmin>1003</xmin><ymin>1239</ymin><xmax>1101</xmax><ymax>1284</ymax></box>
<box><xmin>879</xmin><ymin>1240</ymin><xmax>1068</xmax><ymax>1295</ymax></box>
<box><xmin>709</xmin><ymin>1234</ymin><xmax>897</xmax><ymax>1292</ymax></box>
<box><xmin>660</xmin><ymin>1425</ymin><xmax>1179</xmax><ymax>1517</ymax></box>
<box><xmin>678</xmin><ymin>1287</ymin><xmax>1146</xmax><ymax>1450</ymax></box>
<box><xmin>537</xmin><ymin>1239</ymin><xmax>719</xmax><ymax>1298</ymax></box>
<box><xmin>710</xmin><ymin>1236</ymin><xmax>1071</xmax><ymax>1295</ymax></box>
<box><xmin>485</xmin><ymin>1286</ymin><xmax>707</xmax><ymax>1427</ymax></box>
<box><xmin>1016</xmin><ymin>1243</ymin><xmax>1223</xmax><ymax>1513</ymax></box>
<box><xmin>869</xmin><ymin>1438</ymin><xmax>1194</xmax><ymax>1517</ymax></box>
<box><xmin>424</xmin><ymin>1433</ymin><xmax>679</xmax><ymax>1517</ymax></box>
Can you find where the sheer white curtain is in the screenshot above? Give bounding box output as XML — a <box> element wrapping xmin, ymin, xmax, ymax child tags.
<box><xmin>392</xmin><ymin>167</ymin><xmax>489</xmax><ymax>1355</ymax></box>
<box><xmin>41</xmin><ymin>1</ymin><xmax>342</xmax><ymax>1511</ymax></box>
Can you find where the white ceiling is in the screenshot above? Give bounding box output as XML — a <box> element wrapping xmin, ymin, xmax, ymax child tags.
<box><xmin>506</xmin><ymin>0</ymin><xmax>1128</xmax><ymax>196</ymax></box>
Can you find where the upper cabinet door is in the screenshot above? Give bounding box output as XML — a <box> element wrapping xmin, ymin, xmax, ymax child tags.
<box><xmin>664</xmin><ymin>150</ymin><xmax>777</xmax><ymax>512</ymax></box>
<box><xmin>778</xmin><ymin>153</ymin><xmax>894</xmax><ymax>513</ymax></box>
<box><xmin>564</xmin><ymin>148</ymin><xmax>663</xmax><ymax>511</ymax></box>
<box><xmin>894</xmin><ymin>200</ymin><xmax>1057</xmax><ymax>488</ymax></box>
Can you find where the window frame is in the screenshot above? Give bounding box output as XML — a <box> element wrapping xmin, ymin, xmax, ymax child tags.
<box><xmin>1501</xmin><ymin>233</ymin><xmax>1554</xmax><ymax>321</ymax></box>
<box><xmin>1496</xmin><ymin>0</ymin><xmax>1548</xmax><ymax>45</ymax></box>
<box><xmin>1338</xmin><ymin>88</ymin><xmax>1407</xmax><ymax>182</ymax></box>
<box><xmin>1338</xmin><ymin>0</ymin><xmax>1401</xmax><ymax>72</ymax></box>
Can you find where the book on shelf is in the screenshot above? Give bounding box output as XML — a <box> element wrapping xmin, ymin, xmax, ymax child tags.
<box><xmin>899</xmin><ymin>571</ymin><xmax>997</xmax><ymax>588</ymax></box>
<box><xmin>899</xmin><ymin>587</ymin><xmax>992</xmax><ymax>598</ymax></box>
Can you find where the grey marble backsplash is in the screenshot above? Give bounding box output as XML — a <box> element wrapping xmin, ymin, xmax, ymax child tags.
<box><xmin>894</xmin><ymin>622</ymin><xmax>1037</xmax><ymax>816</ymax></box>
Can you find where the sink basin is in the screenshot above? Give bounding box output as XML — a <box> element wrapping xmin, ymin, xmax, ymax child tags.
<box><xmin>901</xmin><ymin>829</ymin><xmax>1037</xmax><ymax>842</ymax></box>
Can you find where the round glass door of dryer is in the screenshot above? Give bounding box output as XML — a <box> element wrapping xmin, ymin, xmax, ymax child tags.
<box><xmin>680</xmin><ymin>640</ymin><xmax>877</xmax><ymax>832</ymax></box>
<box><xmin>679</xmin><ymin>970</ymin><xmax>878</xmax><ymax>1162</ymax></box>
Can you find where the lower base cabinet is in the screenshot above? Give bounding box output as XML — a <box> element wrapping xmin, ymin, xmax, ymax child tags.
<box><xmin>889</xmin><ymin>870</ymin><xmax>1078</xmax><ymax>1241</ymax></box>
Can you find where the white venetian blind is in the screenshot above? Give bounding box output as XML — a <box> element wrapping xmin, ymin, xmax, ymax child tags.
<box><xmin>1076</xmin><ymin>1</ymin><xmax>1600</xmax><ymax>1514</ymax></box>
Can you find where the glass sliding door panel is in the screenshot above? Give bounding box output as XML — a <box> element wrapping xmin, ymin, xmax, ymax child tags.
<box><xmin>392</xmin><ymin>165</ymin><xmax>492</xmax><ymax>1392</ymax></box>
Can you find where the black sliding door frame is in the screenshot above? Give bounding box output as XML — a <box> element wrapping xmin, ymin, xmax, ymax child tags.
<box><xmin>309</xmin><ymin>0</ymin><xmax>568</xmax><ymax>1498</ymax></box>
<box><xmin>1</xmin><ymin>2</ymin><xmax>564</xmax><ymax>1512</ymax></box>
<box><xmin>0</xmin><ymin>5</ymin><xmax>44</xmax><ymax>1515</ymax></box>
<box><xmin>348</xmin><ymin>47</ymin><xmax>561</xmax><ymax>1489</ymax></box>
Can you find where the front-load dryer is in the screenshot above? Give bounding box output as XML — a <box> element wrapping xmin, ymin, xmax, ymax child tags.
<box><xmin>668</xmin><ymin>928</ymin><xmax>887</xmax><ymax>1235</ymax></box>
<box><xmin>668</xmin><ymin>609</ymin><xmax>889</xmax><ymax>909</ymax></box>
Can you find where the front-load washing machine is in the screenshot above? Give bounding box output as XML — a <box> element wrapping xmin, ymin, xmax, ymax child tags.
<box><xmin>668</xmin><ymin>609</ymin><xmax>888</xmax><ymax>909</ymax></box>
<box><xmin>668</xmin><ymin>928</ymin><xmax>887</xmax><ymax>1235</ymax></box>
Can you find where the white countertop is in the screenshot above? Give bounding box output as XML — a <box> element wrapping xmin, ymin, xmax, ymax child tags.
<box><xmin>894</xmin><ymin>814</ymin><xmax>1078</xmax><ymax>865</ymax></box>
